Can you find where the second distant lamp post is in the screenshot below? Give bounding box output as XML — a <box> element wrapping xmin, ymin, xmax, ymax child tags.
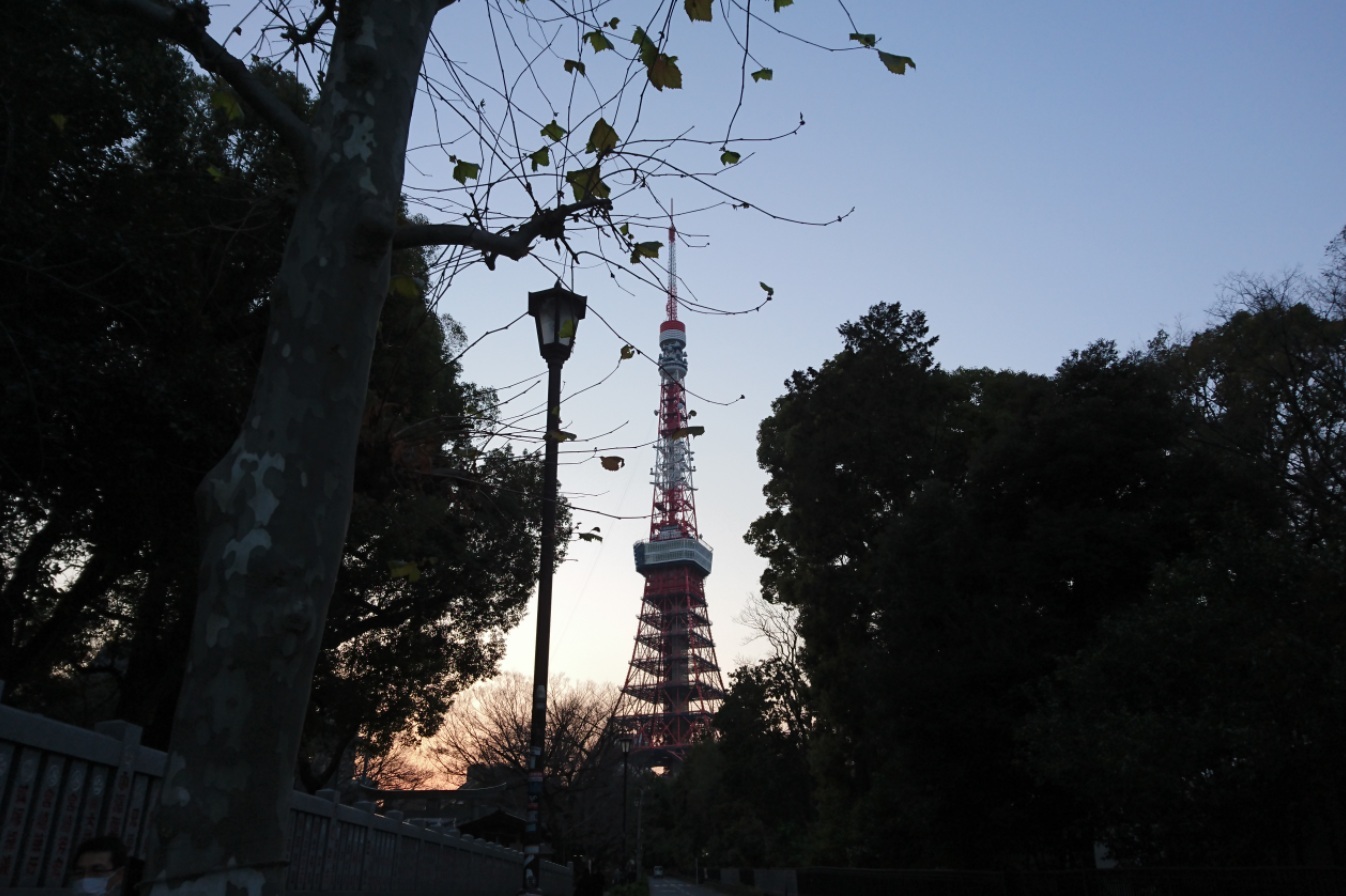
<box><xmin>618</xmin><ymin>734</ymin><xmax>633</xmax><ymax>880</ymax></box>
<box><xmin>522</xmin><ymin>284</ymin><xmax>588</xmax><ymax>895</ymax></box>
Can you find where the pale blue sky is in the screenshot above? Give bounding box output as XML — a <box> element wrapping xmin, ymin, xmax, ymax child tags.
<box><xmin>385</xmin><ymin>1</ymin><xmax>1346</xmax><ymax>687</ymax></box>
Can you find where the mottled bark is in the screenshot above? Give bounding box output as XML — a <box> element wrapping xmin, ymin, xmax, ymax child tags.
<box><xmin>145</xmin><ymin>2</ymin><xmax>439</xmax><ymax>893</ymax></box>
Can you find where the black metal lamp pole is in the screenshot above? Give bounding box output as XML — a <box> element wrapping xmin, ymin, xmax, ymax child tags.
<box><xmin>635</xmin><ymin>794</ymin><xmax>644</xmax><ymax>883</ymax></box>
<box><xmin>618</xmin><ymin>735</ymin><xmax>632</xmax><ymax>882</ymax></box>
<box><xmin>522</xmin><ymin>284</ymin><xmax>587</xmax><ymax>896</ymax></box>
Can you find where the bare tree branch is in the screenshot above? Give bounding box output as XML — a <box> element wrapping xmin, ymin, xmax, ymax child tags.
<box><xmin>393</xmin><ymin>197</ymin><xmax>612</xmax><ymax>268</ymax></box>
<box><xmin>78</xmin><ymin>0</ymin><xmax>317</xmax><ymax>176</ymax></box>
<box><xmin>277</xmin><ymin>0</ymin><xmax>335</xmax><ymax>51</ymax></box>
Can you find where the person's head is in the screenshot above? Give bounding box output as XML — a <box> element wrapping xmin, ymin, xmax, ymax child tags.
<box><xmin>69</xmin><ymin>835</ymin><xmax>127</xmax><ymax>895</ymax></box>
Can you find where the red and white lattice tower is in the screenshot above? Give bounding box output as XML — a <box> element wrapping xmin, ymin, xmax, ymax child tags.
<box><xmin>614</xmin><ymin>219</ymin><xmax>726</xmax><ymax>765</ymax></box>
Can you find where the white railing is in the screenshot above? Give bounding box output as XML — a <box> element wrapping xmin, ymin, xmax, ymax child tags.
<box><xmin>0</xmin><ymin>701</ymin><xmax>570</xmax><ymax>894</ymax></box>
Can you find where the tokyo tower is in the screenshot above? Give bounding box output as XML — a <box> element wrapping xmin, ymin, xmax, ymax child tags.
<box><xmin>614</xmin><ymin>218</ymin><xmax>726</xmax><ymax>765</ymax></box>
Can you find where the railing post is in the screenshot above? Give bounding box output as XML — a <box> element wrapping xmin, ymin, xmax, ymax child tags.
<box><xmin>93</xmin><ymin>720</ymin><xmax>143</xmax><ymax>841</ymax></box>
<box><xmin>354</xmin><ymin>799</ymin><xmax>375</xmax><ymax>891</ymax></box>
<box><xmin>315</xmin><ymin>788</ymin><xmax>341</xmax><ymax>891</ymax></box>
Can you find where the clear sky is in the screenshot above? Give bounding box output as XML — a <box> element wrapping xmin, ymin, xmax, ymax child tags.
<box><xmin>391</xmin><ymin>1</ymin><xmax>1346</xmax><ymax>688</ymax></box>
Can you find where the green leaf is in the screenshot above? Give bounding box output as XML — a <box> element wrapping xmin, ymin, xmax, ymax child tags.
<box><xmin>452</xmin><ymin>159</ymin><xmax>480</xmax><ymax>184</ymax></box>
<box><xmin>647</xmin><ymin>54</ymin><xmax>683</xmax><ymax>90</ymax></box>
<box><xmin>585</xmin><ymin>118</ymin><xmax>620</xmax><ymax>155</ymax></box>
<box><xmin>211</xmin><ymin>88</ymin><xmax>243</xmax><ymax>121</ymax></box>
<box><xmin>388</xmin><ymin>560</ymin><xmax>421</xmax><ymax>581</ymax></box>
<box><xmin>577</xmin><ymin>530</ymin><xmax>603</xmax><ymax>543</ymax></box>
<box><xmin>390</xmin><ymin>274</ymin><xmax>424</xmax><ymax>298</ymax></box>
<box><xmin>619</xmin><ymin>222</ymin><xmax>631</xmax><ymax>237</ymax></box>
<box><xmin>607</xmin><ymin>17</ymin><xmax>620</xmax><ymax>29</ymax></box>
<box><xmin>558</xmin><ymin>319</ymin><xmax>577</xmax><ymax>340</ymax></box>
<box><xmin>849</xmin><ymin>32</ymin><xmax>877</xmax><ymax>48</ymax></box>
<box><xmin>878</xmin><ymin>51</ymin><xmax>915</xmax><ymax>75</ymax></box>
<box><xmin>584</xmin><ymin>30</ymin><xmax>615</xmax><ymax>52</ymax></box>
<box><xmin>760</xmin><ymin>281</ymin><xmax>775</xmax><ymax>296</ymax></box>
<box><xmin>206</xmin><ymin>164</ymin><xmax>224</xmax><ymax>182</ymax></box>
<box><xmin>773</xmin><ymin>0</ymin><xmax>793</xmax><ymax>10</ymax></box>
<box><xmin>566</xmin><ymin>166</ymin><xmax>611</xmax><ymax>201</ymax></box>
<box><xmin>629</xmin><ymin>241</ymin><xmax>663</xmax><ymax>264</ymax></box>
<box><xmin>751</xmin><ymin>68</ymin><xmax>773</xmax><ymax>82</ymax></box>
<box><xmin>631</xmin><ymin>27</ymin><xmax>659</xmax><ymax>67</ymax></box>
<box><xmin>528</xmin><ymin>146</ymin><xmax>551</xmax><ymax>171</ymax></box>
<box><xmin>620</xmin><ymin>344</ymin><xmax>636</xmax><ymax>360</ymax></box>
<box><xmin>541</xmin><ymin>120</ymin><xmax>567</xmax><ymax>142</ymax></box>
<box><xmin>670</xmin><ymin>425</ymin><xmax>706</xmax><ymax>439</ymax></box>
<box><xmin>684</xmin><ymin>0</ymin><xmax>712</xmax><ymax>22</ymax></box>
<box><xmin>600</xmin><ymin>456</ymin><xmax>625</xmax><ymax>471</ymax></box>
<box><xmin>548</xmin><ymin>429</ymin><xmax>578</xmax><ymax>442</ymax></box>
<box><xmin>720</xmin><ymin>149</ymin><xmax>741</xmax><ymax>165</ymax></box>
<box><xmin>564</xmin><ymin>59</ymin><xmax>587</xmax><ymax>77</ymax></box>
<box><xmin>50</xmin><ymin>113</ymin><xmax>68</xmax><ymax>132</ymax></box>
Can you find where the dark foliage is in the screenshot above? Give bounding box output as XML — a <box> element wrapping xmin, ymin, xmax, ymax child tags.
<box><xmin>669</xmin><ymin>234</ymin><xmax>1346</xmax><ymax>870</ymax></box>
<box><xmin>0</xmin><ymin>0</ymin><xmax>547</xmax><ymax>785</ymax></box>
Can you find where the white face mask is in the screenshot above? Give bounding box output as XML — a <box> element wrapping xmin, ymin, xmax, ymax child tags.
<box><xmin>70</xmin><ymin>877</ymin><xmax>111</xmax><ymax>895</ymax></box>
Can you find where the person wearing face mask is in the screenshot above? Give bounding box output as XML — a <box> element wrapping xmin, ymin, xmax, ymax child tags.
<box><xmin>68</xmin><ymin>835</ymin><xmax>127</xmax><ymax>896</ymax></box>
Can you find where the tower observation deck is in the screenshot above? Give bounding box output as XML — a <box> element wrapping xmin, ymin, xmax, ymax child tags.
<box><xmin>614</xmin><ymin>220</ymin><xmax>726</xmax><ymax>766</ymax></box>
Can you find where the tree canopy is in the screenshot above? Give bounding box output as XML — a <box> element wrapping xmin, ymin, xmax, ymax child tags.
<box><xmin>0</xmin><ymin>0</ymin><xmax>548</xmax><ymax>792</ymax></box>
<box><xmin>657</xmin><ymin>228</ymin><xmax>1346</xmax><ymax>871</ymax></box>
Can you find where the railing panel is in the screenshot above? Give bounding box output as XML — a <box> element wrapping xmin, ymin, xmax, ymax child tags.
<box><xmin>136</xmin><ymin>777</ymin><xmax>161</xmax><ymax>858</ymax></box>
<box><xmin>43</xmin><ymin>759</ymin><xmax>87</xmax><ymax>885</ymax></box>
<box><xmin>1</xmin><ymin>702</ymin><xmax>572</xmax><ymax>893</ymax></box>
<box><xmin>16</xmin><ymin>753</ymin><xmax>65</xmax><ymax>885</ymax></box>
<box><xmin>0</xmin><ymin>747</ymin><xmax>39</xmax><ymax>883</ymax></box>
<box><xmin>334</xmin><ymin>805</ymin><xmax>368</xmax><ymax>889</ymax></box>
<box><xmin>119</xmin><ymin>771</ymin><xmax>150</xmax><ymax>858</ymax></box>
<box><xmin>97</xmin><ymin>723</ymin><xmax>140</xmax><ymax>839</ymax></box>
<box><xmin>74</xmin><ymin>765</ymin><xmax>109</xmax><ymax>847</ymax></box>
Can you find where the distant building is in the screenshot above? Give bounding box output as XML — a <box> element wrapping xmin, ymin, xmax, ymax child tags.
<box><xmin>370</xmin><ymin>770</ymin><xmax>548</xmax><ymax>856</ymax></box>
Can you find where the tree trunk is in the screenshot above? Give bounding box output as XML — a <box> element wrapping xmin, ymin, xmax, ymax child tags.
<box><xmin>0</xmin><ymin>511</ymin><xmax>70</xmax><ymax>668</ymax></box>
<box><xmin>115</xmin><ymin>565</ymin><xmax>185</xmax><ymax>746</ymax></box>
<box><xmin>148</xmin><ymin>3</ymin><xmax>438</xmax><ymax>892</ymax></box>
<box><xmin>2</xmin><ymin>538</ymin><xmax>122</xmax><ymax>687</ymax></box>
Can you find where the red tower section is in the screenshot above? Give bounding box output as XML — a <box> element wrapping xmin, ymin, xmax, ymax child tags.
<box><xmin>615</xmin><ymin>221</ymin><xmax>726</xmax><ymax>766</ymax></box>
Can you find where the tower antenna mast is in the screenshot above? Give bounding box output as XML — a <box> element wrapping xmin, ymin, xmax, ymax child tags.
<box><xmin>666</xmin><ymin>205</ymin><xmax>678</xmax><ymax>322</ymax></box>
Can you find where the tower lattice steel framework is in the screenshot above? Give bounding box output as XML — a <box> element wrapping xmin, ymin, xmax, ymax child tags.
<box><xmin>614</xmin><ymin>219</ymin><xmax>726</xmax><ymax>766</ymax></box>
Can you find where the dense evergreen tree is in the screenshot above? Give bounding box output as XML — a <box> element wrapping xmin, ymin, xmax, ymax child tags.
<box><xmin>1</xmin><ymin>0</ymin><xmax>286</xmax><ymax>724</ymax></box>
<box><xmin>716</xmin><ymin>235</ymin><xmax>1346</xmax><ymax>869</ymax></box>
<box><xmin>0</xmin><ymin>0</ymin><xmax>546</xmax><ymax>789</ymax></box>
<box><xmin>1022</xmin><ymin>245</ymin><xmax>1346</xmax><ymax>865</ymax></box>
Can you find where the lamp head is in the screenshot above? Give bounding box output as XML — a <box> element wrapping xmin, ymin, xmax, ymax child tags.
<box><xmin>528</xmin><ymin>283</ymin><xmax>588</xmax><ymax>363</ymax></box>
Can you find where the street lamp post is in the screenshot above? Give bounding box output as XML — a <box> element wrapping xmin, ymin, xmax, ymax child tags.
<box><xmin>634</xmin><ymin>794</ymin><xmax>644</xmax><ymax>883</ymax></box>
<box><xmin>618</xmin><ymin>735</ymin><xmax>632</xmax><ymax>882</ymax></box>
<box><xmin>522</xmin><ymin>284</ymin><xmax>588</xmax><ymax>895</ymax></box>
